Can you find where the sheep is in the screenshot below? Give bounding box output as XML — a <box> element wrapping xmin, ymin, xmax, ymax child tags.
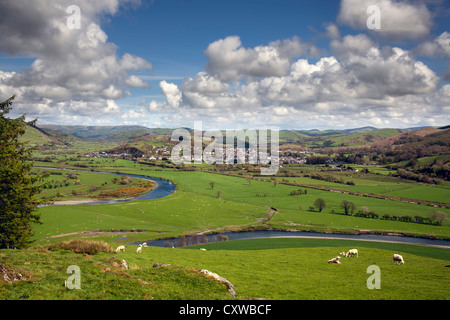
<box><xmin>328</xmin><ymin>256</ymin><xmax>341</xmax><ymax>264</ymax></box>
<box><xmin>393</xmin><ymin>254</ymin><xmax>404</xmax><ymax>265</ymax></box>
<box><xmin>339</xmin><ymin>252</ymin><xmax>346</xmax><ymax>256</ymax></box>
<box><xmin>136</xmin><ymin>244</ymin><xmax>142</xmax><ymax>254</ymax></box>
<box><xmin>142</xmin><ymin>242</ymin><xmax>148</xmax><ymax>247</ymax></box>
<box><xmin>200</xmin><ymin>248</ymin><xmax>207</xmax><ymax>251</ymax></box>
<box><xmin>115</xmin><ymin>245</ymin><xmax>125</xmax><ymax>253</ymax></box>
<box><xmin>345</xmin><ymin>249</ymin><xmax>358</xmax><ymax>257</ymax></box>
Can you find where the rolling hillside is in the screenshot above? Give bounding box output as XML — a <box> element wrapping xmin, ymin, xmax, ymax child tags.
<box><xmin>19</xmin><ymin>124</ymin><xmax>79</xmax><ymax>147</ymax></box>
<box><xmin>38</xmin><ymin>124</ymin><xmax>150</xmax><ymax>140</ymax></box>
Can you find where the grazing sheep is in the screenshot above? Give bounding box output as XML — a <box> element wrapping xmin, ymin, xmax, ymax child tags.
<box><xmin>393</xmin><ymin>254</ymin><xmax>404</xmax><ymax>265</ymax></box>
<box><xmin>115</xmin><ymin>245</ymin><xmax>125</xmax><ymax>253</ymax></box>
<box><xmin>328</xmin><ymin>256</ymin><xmax>341</xmax><ymax>264</ymax></box>
<box><xmin>339</xmin><ymin>252</ymin><xmax>346</xmax><ymax>256</ymax></box>
<box><xmin>200</xmin><ymin>248</ymin><xmax>207</xmax><ymax>251</ymax></box>
<box><xmin>136</xmin><ymin>244</ymin><xmax>142</xmax><ymax>253</ymax></box>
<box><xmin>142</xmin><ymin>242</ymin><xmax>148</xmax><ymax>247</ymax></box>
<box><xmin>346</xmin><ymin>249</ymin><xmax>358</xmax><ymax>257</ymax></box>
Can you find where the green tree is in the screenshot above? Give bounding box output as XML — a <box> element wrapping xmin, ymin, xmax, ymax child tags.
<box><xmin>427</xmin><ymin>210</ymin><xmax>448</xmax><ymax>226</ymax></box>
<box><xmin>313</xmin><ymin>198</ymin><xmax>326</xmax><ymax>212</ymax></box>
<box><xmin>0</xmin><ymin>96</ymin><xmax>47</xmax><ymax>248</ymax></box>
<box><xmin>341</xmin><ymin>200</ymin><xmax>356</xmax><ymax>215</ymax></box>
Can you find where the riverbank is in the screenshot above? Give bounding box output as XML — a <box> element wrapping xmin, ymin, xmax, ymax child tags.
<box><xmin>51</xmin><ymin>197</ymin><xmax>136</xmax><ymax>205</ymax></box>
<box><xmin>34</xmin><ymin>167</ymin><xmax>176</xmax><ymax>205</ymax></box>
<box><xmin>130</xmin><ymin>228</ymin><xmax>450</xmax><ymax>249</ymax></box>
<box><xmin>52</xmin><ymin>199</ymin><xmax>107</xmax><ymax>205</ymax></box>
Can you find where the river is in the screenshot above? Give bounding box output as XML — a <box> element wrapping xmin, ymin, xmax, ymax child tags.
<box><xmin>132</xmin><ymin>230</ymin><xmax>450</xmax><ymax>248</ymax></box>
<box><xmin>37</xmin><ymin>167</ymin><xmax>449</xmax><ymax>248</ymax></box>
<box><xmin>35</xmin><ymin>167</ymin><xmax>176</xmax><ymax>205</ymax></box>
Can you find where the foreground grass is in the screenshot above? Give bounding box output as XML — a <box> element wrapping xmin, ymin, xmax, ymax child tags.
<box><xmin>0</xmin><ymin>247</ymin><xmax>232</xmax><ymax>300</ymax></box>
<box><xmin>1</xmin><ymin>238</ymin><xmax>449</xmax><ymax>300</ymax></box>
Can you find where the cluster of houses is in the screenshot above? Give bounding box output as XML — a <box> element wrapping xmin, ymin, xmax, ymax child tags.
<box><xmin>84</xmin><ymin>144</ymin><xmax>319</xmax><ymax>166</ymax></box>
<box><xmin>84</xmin><ymin>151</ymin><xmax>127</xmax><ymax>158</ymax></box>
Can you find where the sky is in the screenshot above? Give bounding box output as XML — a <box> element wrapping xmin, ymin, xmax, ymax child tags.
<box><xmin>0</xmin><ymin>0</ymin><xmax>449</xmax><ymax>130</ymax></box>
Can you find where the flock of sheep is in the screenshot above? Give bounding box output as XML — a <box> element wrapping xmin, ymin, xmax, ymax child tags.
<box><xmin>328</xmin><ymin>249</ymin><xmax>405</xmax><ymax>265</ymax></box>
<box><xmin>115</xmin><ymin>244</ymin><xmax>406</xmax><ymax>266</ymax></box>
<box><xmin>115</xmin><ymin>243</ymin><xmax>148</xmax><ymax>254</ymax></box>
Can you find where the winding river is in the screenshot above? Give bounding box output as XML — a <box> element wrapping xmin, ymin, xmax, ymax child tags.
<box><xmin>36</xmin><ymin>167</ymin><xmax>176</xmax><ymax>205</ymax></box>
<box><xmin>38</xmin><ymin>167</ymin><xmax>450</xmax><ymax>248</ymax></box>
<box><xmin>132</xmin><ymin>230</ymin><xmax>450</xmax><ymax>248</ymax></box>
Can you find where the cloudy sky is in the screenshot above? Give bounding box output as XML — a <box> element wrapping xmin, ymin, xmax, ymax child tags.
<box><xmin>0</xmin><ymin>0</ymin><xmax>449</xmax><ymax>130</ymax></box>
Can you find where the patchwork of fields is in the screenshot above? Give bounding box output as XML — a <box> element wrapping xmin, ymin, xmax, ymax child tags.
<box><xmin>2</xmin><ymin>157</ymin><xmax>449</xmax><ymax>301</ymax></box>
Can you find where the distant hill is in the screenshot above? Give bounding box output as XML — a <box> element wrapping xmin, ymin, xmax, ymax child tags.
<box><xmin>278</xmin><ymin>127</ymin><xmax>403</xmax><ymax>148</ymax></box>
<box><xmin>371</xmin><ymin>127</ymin><xmax>445</xmax><ymax>148</ymax></box>
<box><xmin>19</xmin><ymin>124</ymin><xmax>80</xmax><ymax>147</ymax></box>
<box><xmin>38</xmin><ymin>124</ymin><xmax>150</xmax><ymax>140</ymax></box>
<box><xmin>339</xmin><ymin>126</ymin><xmax>378</xmax><ymax>134</ymax></box>
<box><xmin>30</xmin><ymin>124</ymin><xmax>449</xmax><ymax>154</ymax></box>
<box><xmin>285</xmin><ymin>126</ymin><xmax>378</xmax><ymax>137</ymax></box>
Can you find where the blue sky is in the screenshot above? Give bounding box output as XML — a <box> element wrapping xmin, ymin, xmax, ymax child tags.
<box><xmin>103</xmin><ymin>1</ymin><xmax>340</xmax><ymax>91</ymax></box>
<box><xmin>0</xmin><ymin>0</ymin><xmax>449</xmax><ymax>129</ymax></box>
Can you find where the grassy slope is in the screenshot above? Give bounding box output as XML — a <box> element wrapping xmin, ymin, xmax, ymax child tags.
<box><xmin>1</xmin><ymin>238</ymin><xmax>449</xmax><ymax>300</ymax></box>
<box><xmin>0</xmin><ymin>247</ymin><xmax>232</xmax><ymax>300</ymax></box>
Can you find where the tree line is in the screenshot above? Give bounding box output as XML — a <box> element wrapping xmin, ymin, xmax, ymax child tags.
<box><xmin>309</xmin><ymin>197</ymin><xmax>448</xmax><ymax>226</ymax></box>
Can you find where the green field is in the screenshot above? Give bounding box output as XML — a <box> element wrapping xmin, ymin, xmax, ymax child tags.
<box><xmin>32</xmin><ymin>161</ymin><xmax>450</xmax><ymax>244</ymax></box>
<box><xmin>1</xmin><ymin>238</ymin><xmax>448</xmax><ymax>300</ymax></box>
<box><xmin>2</xmin><ymin>158</ymin><xmax>449</xmax><ymax>300</ymax></box>
<box><xmin>270</xmin><ymin>171</ymin><xmax>450</xmax><ymax>204</ymax></box>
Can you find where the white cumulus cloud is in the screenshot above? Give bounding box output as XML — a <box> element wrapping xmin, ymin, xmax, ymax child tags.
<box><xmin>338</xmin><ymin>0</ymin><xmax>433</xmax><ymax>41</ymax></box>
<box><xmin>0</xmin><ymin>0</ymin><xmax>152</xmax><ymax>121</ymax></box>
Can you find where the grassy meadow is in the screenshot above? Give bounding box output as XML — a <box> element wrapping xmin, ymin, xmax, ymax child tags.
<box><xmin>31</xmin><ymin>165</ymin><xmax>450</xmax><ymax>245</ymax></box>
<box><xmin>1</xmin><ymin>238</ymin><xmax>449</xmax><ymax>300</ymax></box>
<box><xmin>35</xmin><ymin>168</ymin><xmax>156</xmax><ymax>202</ymax></box>
<box><xmin>2</xmin><ymin>157</ymin><xmax>449</xmax><ymax>300</ymax></box>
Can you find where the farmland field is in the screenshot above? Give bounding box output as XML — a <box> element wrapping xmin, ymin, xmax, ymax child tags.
<box><xmin>3</xmin><ymin>129</ymin><xmax>450</xmax><ymax>302</ymax></box>
<box><xmin>32</xmin><ymin>161</ymin><xmax>450</xmax><ymax>244</ymax></box>
<box><xmin>3</xmin><ymin>0</ymin><xmax>450</xmax><ymax>307</ymax></box>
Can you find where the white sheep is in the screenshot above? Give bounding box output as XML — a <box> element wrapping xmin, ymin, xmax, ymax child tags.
<box><xmin>328</xmin><ymin>256</ymin><xmax>341</xmax><ymax>264</ymax></box>
<box><xmin>393</xmin><ymin>254</ymin><xmax>404</xmax><ymax>265</ymax></box>
<box><xmin>142</xmin><ymin>242</ymin><xmax>148</xmax><ymax>247</ymax></box>
<box><xmin>115</xmin><ymin>245</ymin><xmax>125</xmax><ymax>253</ymax></box>
<box><xmin>345</xmin><ymin>249</ymin><xmax>358</xmax><ymax>257</ymax></box>
<box><xmin>200</xmin><ymin>248</ymin><xmax>207</xmax><ymax>251</ymax></box>
<box><xmin>136</xmin><ymin>244</ymin><xmax>142</xmax><ymax>253</ymax></box>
